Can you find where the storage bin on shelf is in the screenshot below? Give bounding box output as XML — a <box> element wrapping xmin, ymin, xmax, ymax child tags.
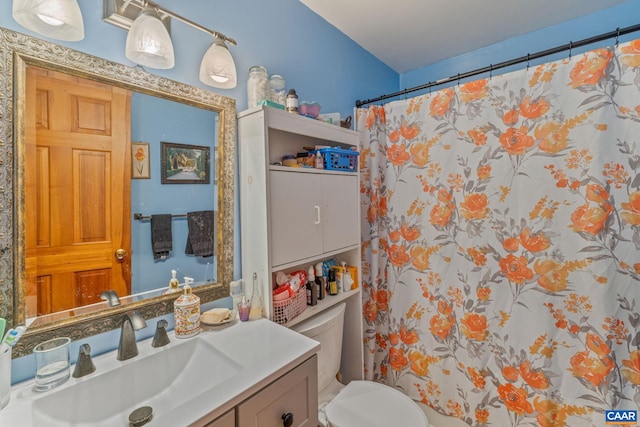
<box><xmin>272</xmin><ymin>286</ymin><xmax>307</xmax><ymax>325</ymax></box>
<box><xmin>310</xmin><ymin>147</ymin><xmax>359</xmax><ymax>172</ymax></box>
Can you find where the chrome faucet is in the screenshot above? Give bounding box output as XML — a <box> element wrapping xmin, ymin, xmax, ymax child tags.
<box><xmin>100</xmin><ymin>290</ymin><xmax>121</xmax><ymax>307</ymax></box>
<box><xmin>72</xmin><ymin>343</ymin><xmax>96</xmax><ymax>378</ymax></box>
<box><xmin>117</xmin><ymin>311</ymin><xmax>147</xmax><ymax>361</ymax></box>
<box><xmin>151</xmin><ymin>319</ymin><xmax>170</xmax><ymax>348</ymax></box>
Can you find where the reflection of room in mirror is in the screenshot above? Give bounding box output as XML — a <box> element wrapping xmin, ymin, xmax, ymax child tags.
<box><xmin>24</xmin><ymin>67</ymin><xmax>219</xmax><ymax>320</ymax></box>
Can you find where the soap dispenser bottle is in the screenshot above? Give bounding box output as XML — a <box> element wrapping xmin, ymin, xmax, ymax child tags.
<box><xmin>164</xmin><ymin>269</ymin><xmax>180</xmax><ymax>294</ymax></box>
<box><xmin>174</xmin><ymin>282</ymin><xmax>200</xmax><ymax>338</ymax></box>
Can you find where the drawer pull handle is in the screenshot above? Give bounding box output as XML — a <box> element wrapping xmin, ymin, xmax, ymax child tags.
<box><xmin>314</xmin><ymin>205</ymin><xmax>321</xmax><ymax>225</ymax></box>
<box><xmin>282</xmin><ymin>412</ymin><xmax>294</xmax><ymax>427</ymax></box>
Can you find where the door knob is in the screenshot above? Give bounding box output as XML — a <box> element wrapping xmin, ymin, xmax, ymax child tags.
<box><xmin>115</xmin><ymin>248</ymin><xmax>127</xmax><ymax>261</ymax></box>
<box><xmin>282</xmin><ymin>412</ymin><xmax>293</xmax><ymax>427</ymax></box>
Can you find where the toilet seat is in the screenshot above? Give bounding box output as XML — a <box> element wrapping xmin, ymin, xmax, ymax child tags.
<box><xmin>325</xmin><ymin>381</ymin><xmax>429</xmax><ymax>427</ymax></box>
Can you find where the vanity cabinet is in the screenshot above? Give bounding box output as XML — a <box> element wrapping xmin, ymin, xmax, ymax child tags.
<box><xmin>238</xmin><ymin>106</ymin><xmax>364</xmax><ymax>385</ymax></box>
<box><xmin>205</xmin><ymin>409</ymin><xmax>235</xmax><ymax>427</ymax></box>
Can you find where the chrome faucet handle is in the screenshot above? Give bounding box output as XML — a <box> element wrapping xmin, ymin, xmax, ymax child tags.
<box><xmin>151</xmin><ymin>319</ymin><xmax>170</xmax><ymax>348</ymax></box>
<box><xmin>100</xmin><ymin>290</ymin><xmax>121</xmax><ymax>307</ymax></box>
<box><xmin>72</xmin><ymin>343</ymin><xmax>96</xmax><ymax>378</ymax></box>
<box><xmin>117</xmin><ymin>311</ymin><xmax>147</xmax><ymax>361</ymax></box>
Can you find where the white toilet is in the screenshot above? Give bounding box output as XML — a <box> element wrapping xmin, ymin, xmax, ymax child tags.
<box><xmin>292</xmin><ymin>303</ymin><xmax>429</xmax><ymax>427</ymax></box>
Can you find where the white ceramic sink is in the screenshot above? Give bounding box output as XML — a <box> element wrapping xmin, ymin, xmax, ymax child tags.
<box><xmin>0</xmin><ymin>318</ymin><xmax>320</xmax><ymax>427</ymax></box>
<box><xmin>32</xmin><ymin>336</ymin><xmax>241</xmax><ymax>426</ymax></box>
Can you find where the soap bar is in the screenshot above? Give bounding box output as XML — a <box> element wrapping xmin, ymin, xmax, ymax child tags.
<box><xmin>201</xmin><ymin>308</ymin><xmax>230</xmax><ymax>324</ymax></box>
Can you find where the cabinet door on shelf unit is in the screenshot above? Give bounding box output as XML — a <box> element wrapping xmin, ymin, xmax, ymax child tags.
<box><xmin>322</xmin><ymin>173</ymin><xmax>359</xmax><ymax>253</ymax></box>
<box><xmin>269</xmin><ymin>171</ymin><xmax>323</xmax><ymax>266</ymax></box>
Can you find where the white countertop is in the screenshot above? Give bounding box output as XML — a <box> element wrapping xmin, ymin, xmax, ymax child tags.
<box><xmin>0</xmin><ymin>318</ymin><xmax>320</xmax><ymax>427</ymax></box>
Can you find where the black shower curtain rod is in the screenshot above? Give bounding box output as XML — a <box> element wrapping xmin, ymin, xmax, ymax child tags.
<box><xmin>355</xmin><ymin>23</ymin><xmax>640</xmax><ymax>108</ymax></box>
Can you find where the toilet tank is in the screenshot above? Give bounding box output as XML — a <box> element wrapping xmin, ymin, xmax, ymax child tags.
<box><xmin>292</xmin><ymin>303</ymin><xmax>346</xmax><ymax>396</ymax></box>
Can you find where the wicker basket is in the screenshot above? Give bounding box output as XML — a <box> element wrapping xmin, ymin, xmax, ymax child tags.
<box><xmin>272</xmin><ymin>287</ymin><xmax>307</xmax><ymax>325</ymax></box>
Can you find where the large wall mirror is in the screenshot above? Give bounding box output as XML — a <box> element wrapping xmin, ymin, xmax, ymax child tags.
<box><xmin>0</xmin><ymin>28</ymin><xmax>236</xmax><ymax>357</ymax></box>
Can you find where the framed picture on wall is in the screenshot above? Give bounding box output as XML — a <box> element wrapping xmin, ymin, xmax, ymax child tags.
<box><xmin>131</xmin><ymin>142</ymin><xmax>150</xmax><ymax>179</ymax></box>
<box><xmin>161</xmin><ymin>141</ymin><xmax>211</xmax><ymax>184</ymax></box>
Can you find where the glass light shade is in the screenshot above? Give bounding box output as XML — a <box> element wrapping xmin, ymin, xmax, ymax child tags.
<box><xmin>199</xmin><ymin>38</ymin><xmax>237</xmax><ymax>89</ymax></box>
<box><xmin>125</xmin><ymin>6</ymin><xmax>174</xmax><ymax>70</ymax></box>
<box><xmin>12</xmin><ymin>0</ymin><xmax>84</xmax><ymax>41</ymax></box>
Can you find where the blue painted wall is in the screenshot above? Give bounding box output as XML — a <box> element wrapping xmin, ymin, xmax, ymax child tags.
<box><xmin>2</xmin><ymin>0</ymin><xmax>638</xmax><ymax>383</ymax></box>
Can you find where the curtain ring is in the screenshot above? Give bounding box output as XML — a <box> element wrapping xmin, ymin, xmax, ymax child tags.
<box><xmin>457</xmin><ymin>73</ymin><xmax>461</xmax><ymax>86</ymax></box>
<box><xmin>526</xmin><ymin>53</ymin><xmax>530</xmax><ymax>70</ymax></box>
<box><xmin>489</xmin><ymin>64</ymin><xmax>493</xmax><ymax>80</ymax></box>
<box><xmin>569</xmin><ymin>41</ymin><xmax>573</xmax><ymax>59</ymax></box>
<box><xmin>616</xmin><ymin>27</ymin><xmax>621</xmax><ymax>47</ymax></box>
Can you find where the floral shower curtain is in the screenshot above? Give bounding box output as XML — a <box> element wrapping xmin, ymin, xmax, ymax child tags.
<box><xmin>358</xmin><ymin>38</ymin><xmax>640</xmax><ymax>426</ymax></box>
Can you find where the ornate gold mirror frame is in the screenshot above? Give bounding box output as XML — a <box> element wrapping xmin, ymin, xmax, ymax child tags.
<box><xmin>0</xmin><ymin>28</ymin><xmax>235</xmax><ymax>357</ymax></box>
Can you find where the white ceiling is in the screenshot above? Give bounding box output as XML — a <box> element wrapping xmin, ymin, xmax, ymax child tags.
<box><xmin>300</xmin><ymin>0</ymin><xmax>631</xmax><ymax>73</ymax></box>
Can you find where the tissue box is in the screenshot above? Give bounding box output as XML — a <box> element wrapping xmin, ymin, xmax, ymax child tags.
<box><xmin>318</xmin><ymin>112</ymin><xmax>341</xmax><ymax>126</ymax></box>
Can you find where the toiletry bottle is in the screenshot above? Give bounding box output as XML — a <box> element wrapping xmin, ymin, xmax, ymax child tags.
<box><xmin>249</xmin><ymin>272</ymin><xmax>264</xmax><ymax>320</ymax></box>
<box><xmin>306</xmin><ymin>266</ymin><xmax>317</xmax><ymax>306</ymax></box>
<box><xmin>230</xmin><ymin>279</ymin><xmax>245</xmax><ymax>313</ymax></box>
<box><xmin>174</xmin><ymin>283</ymin><xmax>200</xmax><ymax>338</ymax></box>
<box><xmin>334</xmin><ymin>266</ymin><xmax>343</xmax><ymax>293</ymax></box>
<box><xmin>164</xmin><ymin>269</ymin><xmax>180</xmax><ymax>294</ymax></box>
<box><xmin>342</xmin><ymin>262</ymin><xmax>353</xmax><ymax>292</ymax></box>
<box><xmin>315</xmin><ymin>262</ymin><xmax>326</xmax><ymax>300</ymax></box>
<box><xmin>286</xmin><ymin>89</ymin><xmax>298</xmax><ymax>113</ymax></box>
<box><xmin>315</xmin><ymin>151</ymin><xmax>324</xmax><ymax>169</ymax></box>
<box><xmin>328</xmin><ymin>269</ymin><xmax>338</xmax><ymax>295</ymax></box>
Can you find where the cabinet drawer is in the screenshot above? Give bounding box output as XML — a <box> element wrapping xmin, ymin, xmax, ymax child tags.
<box><xmin>237</xmin><ymin>356</ymin><xmax>318</xmax><ymax>427</ymax></box>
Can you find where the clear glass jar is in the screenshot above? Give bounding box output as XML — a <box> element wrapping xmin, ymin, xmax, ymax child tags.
<box><xmin>247</xmin><ymin>65</ymin><xmax>268</xmax><ymax>108</ymax></box>
<box><xmin>268</xmin><ymin>74</ymin><xmax>286</xmax><ymax>106</ymax></box>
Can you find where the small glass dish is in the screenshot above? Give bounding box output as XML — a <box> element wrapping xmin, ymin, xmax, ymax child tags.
<box><xmin>299</xmin><ymin>101</ymin><xmax>321</xmax><ymax>119</ymax></box>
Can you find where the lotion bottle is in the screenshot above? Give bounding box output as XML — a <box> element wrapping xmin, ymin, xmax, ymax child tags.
<box><xmin>174</xmin><ymin>282</ymin><xmax>200</xmax><ymax>338</ymax></box>
<box><xmin>164</xmin><ymin>269</ymin><xmax>180</xmax><ymax>294</ymax></box>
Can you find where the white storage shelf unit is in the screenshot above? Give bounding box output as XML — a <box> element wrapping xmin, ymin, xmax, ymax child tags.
<box><xmin>238</xmin><ymin>106</ymin><xmax>364</xmax><ymax>384</ymax></box>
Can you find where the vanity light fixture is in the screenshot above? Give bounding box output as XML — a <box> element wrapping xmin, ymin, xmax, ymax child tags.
<box><xmin>12</xmin><ymin>0</ymin><xmax>85</xmax><ymax>41</ymax></box>
<box><xmin>125</xmin><ymin>4</ymin><xmax>174</xmax><ymax>69</ymax></box>
<box><xmin>104</xmin><ymin>0</ymin><xmax>238</xmax><ymax>87</ymax></box>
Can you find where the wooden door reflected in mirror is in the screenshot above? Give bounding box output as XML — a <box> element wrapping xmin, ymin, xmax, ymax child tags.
<box><xmin>25</xmin><ymin>67</ymin><xmax>132</xmax><ymax>316</ymax></box>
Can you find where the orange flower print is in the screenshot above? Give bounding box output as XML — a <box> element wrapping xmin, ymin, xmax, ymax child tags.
<box><xmin>400</xmin><ymin>222</ymin><xmax>420</xmax><ymax>241</ymax></box>
<box><xmin>430</xmin><ymin>203</ymin><xmax>453</xmax><ymax>227</ymax></box>
<box><xmin>534</xmin><ymin>259</ymin><xmax>569</xmax><ymax>292</ymax></box>
<box><xmin>364</xmin><ymin>299</ymin><xmax>377</xmax><ymax>323</ymax></box>
<box><xmin>476</xmin><ymin>287</ymin><xmax>491</xmax><ymax>301</ymax></box>
<box><xmin>502</xmin><ymin>365</ymin><xmax>519</xmax><ymax>382</ymax></box>
<box><xmin>400</xmin><ymin>324</ymin><xmax>419</xmax><ymax>345</ymax></box>
<box><xmin>502</xmin><ymin>237</ymin><xmax>520</xmax><ymax>252</ymax></box>
<box><xmin>460</xmin><ymin>313</ymin><xmax>489</xmax><ymax>341</ymax></box>
<box><xmin>570</xmin><ymin>203</ymin><xmax>612</xmax><ymax>235</ymax></box>
<box><xmin>621</xmin><ymin>39</ymin><xmax>640</xmax><ymax>67</ymax></box>
<box><xmin>411</xmin><ymin>246</ymin><xmax>431</xmax><ymax>270</ymax></box>
<box><xmin>379</xmin><ymin>196</ymin><xmax>388</xmax><ymax>217</ymax></box>
<box><xmin>586</xmin><ymin>333</ymin><xmax>610</xmax><ymax>358</ymax></box>
<box><xmin>499</xmin><ymin>254</ymin><xmax>534</xmax><ymax>284</ymax></box>
<box><xmin>622</xmin><ymin>350</ymin><xmax>640</xmax><ymax>385</ymax></box>
<box><xmin>499</xmin><ymin>126</ymin><xmax>535</xmax><ymax>155</ymax></box>
<box><xmin>519</xmin><ymin>228</ymin><xmax>550</xmax><ymax>253</ymax></box>
<box><xmin>410</xmin><ymin>142</ymin><xmax>429</xmax><ymax>167</ymax></box>
<box><xmin>460</xmin><ymin>193</ymin><xmax>489</xmax><ymax>220</ymax></box>
<box><xmin>569</xmin><ymin>48</ymin><xmax>613</xmax><ymax>87</ymax></box>
<box><xmin>503</xmin><ymin>109</ymin><xmax>519</xmax><ymax>126</ymax></box>
<box><xmin>468</xmin><ymin>247</ymin><xmax>487</xmax><ymax>266</ymax></box>
<box><xmin>477</xmin><ymin>165</ymin><xmax>491</xmax><ymax>180</ymax></box>
<box><xmin>387</xmin><ymin>144</ymin><xmax>410</xmax><ymax>166</ymax></box>
<box><xmin>400</xmin><ymin>121</ymin><xmax>420</xmax><ymax>140</ymax></box>
<box><xmin>519</xmin><ymin>361</ymin><xmax>550</xmax><ymax>389</ymax></box>
<box><xmin>468</xmin><ymin>128</ymin><xmax>488</xmax><ymax>146</ymax></box>
<box><xmin>535</xmin><ymin>121</ymin><xmax>569</xmax><ymax>154</ymax></box>
<box><xmin>569</xmin><ymin>350</ymin><xmax>614</xmax><ymax>387</ymax></box>
<box><xmin>534</xmin><ymin>397</ymin><xmax>567</xmax><ymax>427</ymax></box>
<box><xmin>430</xmin><ymin>88</ymin><xmax>454</xmax><ymax>117</ymax></box>
<box><xmin>459</xmin><ymin>79</ymin><xmax>488</xmax><ymax>103</ymax></box>
<box><xmin>586</xmin><ymin>183</ymin><xmax>609</xmax><ymax>204</ymax></box>
<box><xmin>430</xmin><ymin>314</ymin><xmax>454</xmax><ymax>340</ymax></box>
<box><xmin>389</xmin><ymin>332</ymin><xmax>399</xmax><ymax>345</ymax></box>
<box><xmin>408</xmin><ymin>350</ymin><xmax>432</xmax><ymax>376</ymax></box>
<box><xmin>375</xmin><ymin>289</ymin><xmax>389</xmax><ymax>311</ymax></box>
<box><xmin>468</xmin><ymin>367</ymin><xmax>486</xmax><ymax>389</ymax></box>
<box><xmin>519</xmin><ymin>96</ymin><xmax>550</xmax><ymax>120</ymax></box>
<box><xmin>365</xmin><ymin>109</ymin><xmax>376</xmax><ymax>129</ymax></box>
<box><xmin>438</xmin><ymin>300</ymin><xmax>453</xmax><ymax>315</ymax></box>
<box><xmin>389</xmin><ymin>347</ymin><xmax>408</xmax><ymax>371</ymax></box>
<box><xmin>389</xmin><ymin>229</ymin><xmax>401</xmax><ymax>242</ymax></box>
<box><xmin>388</xmin><ymin>129</ymin><xmax>400</xmax><ymax>143</ymax></box>
<box><xmin>497</xmin><ymin>383</ymin><xmax>533</xmax><ymax>415</ymax></box>
<box><xmin>621</xmin><ymin>191</ymin><xmax>640</xmax><ymax>226</ymax></box>
<box><xmin>389</xmin><ymin>244</ymin><xmax>410</xmax><ymax>267</ymax></box>
<box><xmin>475</xmin><ymin>408</ymin><xmax>489</xmax><ymax>424</ymax></box>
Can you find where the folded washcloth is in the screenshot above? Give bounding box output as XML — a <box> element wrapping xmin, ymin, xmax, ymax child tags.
<box><xmin>185</xmin><ymin>210</ymin><xmax>216</xmax><ymax>257</ymax></box>
<box><xmin>151</xmin><ymin>214</ymin><xmax>173</xmax><ymax>260</ymax></box>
